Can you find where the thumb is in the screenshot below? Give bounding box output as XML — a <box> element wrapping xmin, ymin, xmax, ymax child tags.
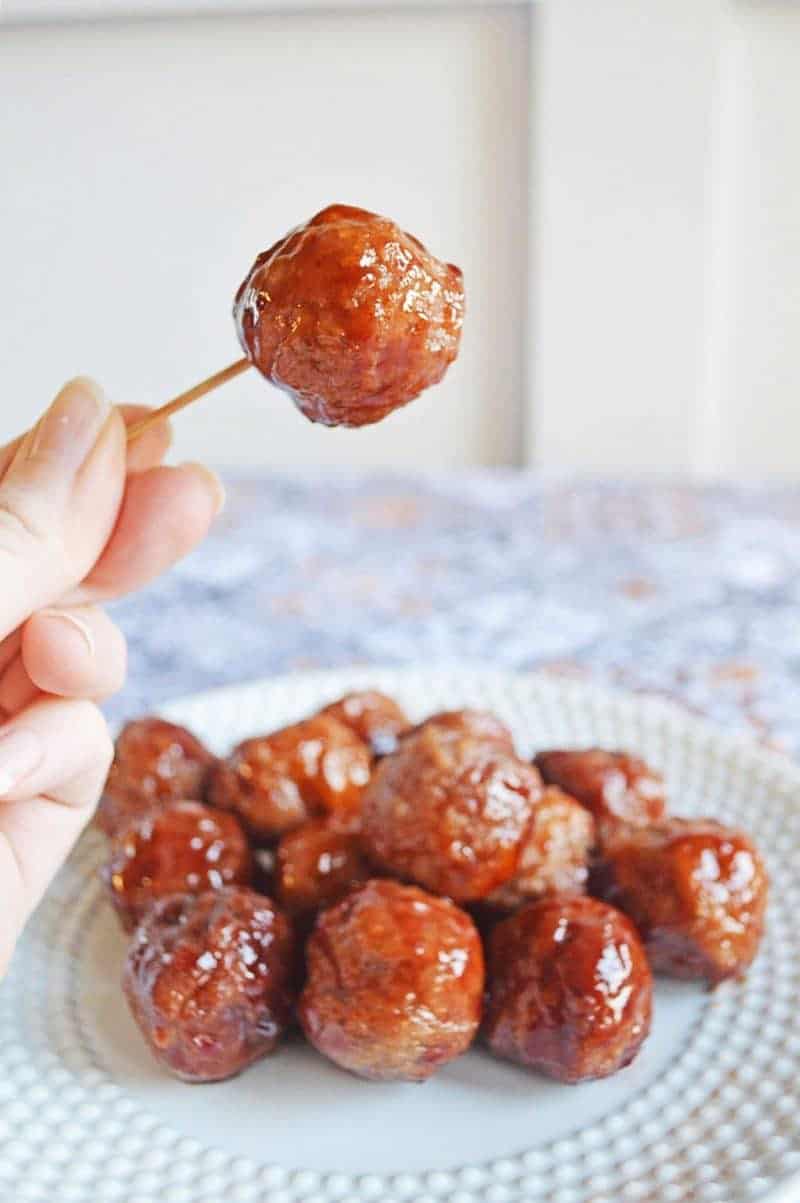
<box><xmin>0</xmin><ymin>378</ymin><xmax>126</xmax><ymax>639</ymax></box>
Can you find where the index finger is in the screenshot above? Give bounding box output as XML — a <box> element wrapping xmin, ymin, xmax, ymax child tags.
<box><xmin>0</xmin><ymin>405</ymin><xmax>171</xmax><ymax>481</ymax></box>
<box><xmin>120</xmin><ymin>406</ymin><xmax>172</xmax><ymax>473</ymax></box>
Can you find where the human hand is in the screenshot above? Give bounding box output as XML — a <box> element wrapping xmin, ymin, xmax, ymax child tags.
<box><xmin>0</xmin><ymin>377</ymin><xmax>223</xmax><ymax>973</ymax></box>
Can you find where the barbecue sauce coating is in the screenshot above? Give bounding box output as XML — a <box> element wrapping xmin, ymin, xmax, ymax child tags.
<box><xmin>299</xmin><ymin>879</ymin><xmax>484</xmax><ymax>1081</ymax></box>
<box><xmin>484</xmin><ymin>895</ymin><xmax>653</xmax><ymax>1083</ymax></box>
<box><xmin>594</xmin><ymin>818</ymin><xmax>768</xmax><ymax>985</ymax></box>
<box><xmin>98</xmin><ymin>717</ymin><xmax>216</xmax><ymax>838</ymax></box>
<box><xmin>407</xmin><ymin>708</ymin><xmax>516</xmax><ymax>753</ymax></box>
<box><xmin>234</xmin><ymin>204</ymin><xmax>464</xmax><ymax>428</ymax></box>
<box><xmin>362</xmin><ymin>725</ymin><xmax>542</xmax><ymax>901</ymax></box>
<box><xmin>104</xmin><ymin>800</ymin><xmax>252</xmax><ymax>931</ymax></box>
<box><xmin>534</xmin><ymin>748</ymin><xmax>666</xmax><ymax>834</ymax></box>
<box><xmin>123</xmin><ymin>888</ymin><xmax>295</xmax><ymax>1082</ymax></box>
<box><xmin>319</xmin><ymin>690</ymin><xmax>411</xmax><ymax>758</ymax></box>
<box><xmin>486</xmin><ymin>786</ymin><xmax>596</xmax><ymax>909</ymax></box>
<box><xmin>208</xmin><ymin>715</ymin><xmax>371</xmax><ymax>845</ymax></box>
<box><xmin>275</xmin><ymin>818</ymin><xmax>371</xmax><ymax>917</ymax></box>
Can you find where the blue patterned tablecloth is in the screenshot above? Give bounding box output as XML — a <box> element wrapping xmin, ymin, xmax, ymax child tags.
<box><xmin>107</xmin><ymin>472</ymin><xmax>800</xmax><ymax>758</ymax></box>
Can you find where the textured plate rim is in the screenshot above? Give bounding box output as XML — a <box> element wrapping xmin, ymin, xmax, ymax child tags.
<box><xmin>5</xmin><ymin>663</ymin><xmax>798</xmax><ymax>1203</ymax></box>
<box><xmin>158</xmin><ymin>662</ymin><xmax>800</xmax><ymax>787</ymax></box>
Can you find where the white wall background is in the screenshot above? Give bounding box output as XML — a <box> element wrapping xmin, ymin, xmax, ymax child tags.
<box><xmin>532</xmin><ymin>0</ymin><xmax>720</xmax><ymax>475</ymax></box>
<box><xmin>699</xmin><ymin>2</ymin><xmax>800</xmax><ymax>477</ymax></box>
<box><xmin>0</xmin><ymin>6</ymin><xmax>529</xmax><ymax>468</ymax></box>
<box><xmin>532</xmin><ymin>0</ymin><xmax>800</xmax><ymax>478</ymax></box>
<box><xmin>3</xmin><ymin>0</ymin><xmax>800</xmax><ymax>476</ymax></box>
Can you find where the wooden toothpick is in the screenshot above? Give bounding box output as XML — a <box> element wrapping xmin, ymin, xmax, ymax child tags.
<box><xmin>126</xmin><ymin>357</ymin><xmax>252</xmax><ymax>442</ymax></box>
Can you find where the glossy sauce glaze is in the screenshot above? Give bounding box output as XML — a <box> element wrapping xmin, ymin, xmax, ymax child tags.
<box><xmin>299</xmin><ymin>879</ymin><xmax>484</xmax><ymax>1081</ymax></box>
<box><xmin>233</xmin><ymin>204</ymin><xmax>464</xmax><ymax>428</ymax></box>
<box><xmin>484</xmin><ymin>895</ymin><xmax>653</xmax><ymax>1083</ymax></box>
<box><xmin>319</xmin><ymin>690</ymin><xmax>412</xmax><ymax>758</ymax></box>
<box><xmin>535</xmin><ymin>748</ymin><xmax>666</xmax><ymax>834</ymax></box>
<box><xmin>406</xmin><ymin>708</ymin><xmax>516</xmax><ymax>754</ymax></box>
<box><xmin>486</xmin><ymin>786</ymin><xmax>596</xmax><ymax>909</ymax></box>
<box><xmin>208</xmin><ymin>715</ymin><xmax>371</xmax><ymax>845</ymax></box>
<box><xmin>98</xmin><ymin>717</ymin><xmax>216</xmax><ymax>839</ymax></box>
<box><xmin>593</xmin><ymin>817</ymin><xmax>768</xmax><ymax>985</ymax></box>
<box><xmin>123</xmin><ymin>887</ymin><xmax>295</xmax><ymax>1083</ymax></box>
<box><xmin>275</xmin><ymin>818</ymin><xmax>371</xmax><ymax>918</ymax></box>
<box><xmin>103</xmin><ymin>800</ymin><xmax>252</xmax><ymax>931</ymax></box>
<box><xmin>362</xmin><ymin>725</ymin><xmax>542</xmax><ymax>901</ymax></box>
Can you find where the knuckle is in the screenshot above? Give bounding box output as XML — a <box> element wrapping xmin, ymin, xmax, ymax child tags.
<box><xmin>0</xmin><ymin>488</ymin><xmax>66</xmax><ymax>581</ymax></box>
<box><xmin>0</xmin><ymin>485</ymin><xmax>52</xmax><ymax>549</ymax></box>
<box><xmin>112</xmin><ymin>631</ymin><xmax>129</xmax><ymax>689</ymax></box>
<box><xmin>95</xmin><ymin>617</ymin><xmax>128</xmax><ymax>700</ymax></box>
<box><xmin>77</xmin><ymin>701</ymin><xmax>114</xmax><ymax>773</ymax></box>
<box><xmin>95</xmin><ymin>721</ymin><xmax>115</xmax><ymax>776</ymax></box>
<box><xmin>109</xmin><ymin>663</ymin><xmax>127</xmax><ymax>698</ymax></box>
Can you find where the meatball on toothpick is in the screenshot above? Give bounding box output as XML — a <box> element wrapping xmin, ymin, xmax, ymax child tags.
<box><xmin>127</xmin><ymin>206</ymin><xmax>464</xmax><ymax>441</ymax></box>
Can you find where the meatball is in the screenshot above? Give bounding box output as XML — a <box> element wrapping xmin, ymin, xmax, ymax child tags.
<box><xmin>275</xmin><ymin>818</ymin><xmax>371</xmax><ymax>917</ymax></box>
<box><xmin>234</xmin><ymin>204</ymin><xmax>464</xmax><ymax>428</ymax></box>
<box><xmin>319</xmin><ymin>691</ymin><xmax>411</xmax><ymax>758</ymax></box>
<box><xmin>362</xmin><ymin>725</ymin><xmax>542</xmax><ymax>901</ymax></box>
<box><xmin>409</xmin><ymin>708</ymin><xmax>516</xmax><ymax>753</ymax></box>
<box><xmin>208</xmin><ymin>715</ymin><xmax>371</xmax><ymax>845</ymax></box>
<box><xmin>534</xmin><ymin>748</ymin><xmax>666</xmax><ymax>835</ymax></box>
<box><xmin>486</xmin><ymin>787</ymin><xmax>596</xmax><ymax>910</ymax></box>
<box><xmin>124</xmin><ymin>888</ymin><xmax>295</xmax><ymax>1082</ymax></box>
<box><xmin>485</xmin><ymin>895</ymin><xmax>653</xmax><ymax>1083</ymax></box>
<box><xmin>98</xmin><ymin>717</ymin><xmax>216</xmax><ymax>838</ymax></box>
<box><xmin>104</xmin><ymin>800</ymin><xmax>252</xmax><ymax>931</ymax></box>
<box><xmin>594</xmin><ymin>818</ymin><xmax>768</xmax><ymax>985</ymax></box>
<box><xmin>299</xmin><ymin>879</ymin><xmax>484</xmax><ymax>1081</ymax></box>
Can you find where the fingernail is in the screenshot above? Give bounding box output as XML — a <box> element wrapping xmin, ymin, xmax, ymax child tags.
<box><xmin>27</xmin><ymin>378</ymin><xmax>112</xmax><ymax>474</ymax></box>
<box><xmin>38</xmin><ymin>609</ymin><xmax>96</xmax><ymax>658</ymax></box>
<box><xmin>0</xmin><ymin>728</ymin><xmax>44</xmax><ymax>797</ymax></box>
<box><xmin>187</xmin><ymin>463</ymin><xmax>226</xmax><ymax>515</ymax></box>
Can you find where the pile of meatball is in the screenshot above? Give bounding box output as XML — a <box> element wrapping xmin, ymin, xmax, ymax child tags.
<box><xmin>98</xmin><ymin>692</ymin><xmax>768</xmax><ymax>1086</ymax></box>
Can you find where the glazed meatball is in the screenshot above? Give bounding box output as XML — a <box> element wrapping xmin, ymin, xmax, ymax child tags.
<box><xmin>486</xmin><ymin>787</ymin><xmax>596</xmax><ymax>910</ymax></box>
<box><xmin>484</xmin><ymin>895</ymin><xmax>653</xmax><ymax>1083</ymax></box>
<box><xmin>124</xmin><ymin>888</ymin><xmax>295</xmax><ymax>1083</ymax></box>
<box><xmin>234</xmin><ymin>204</ymin><xmax>464</xmax><ymax>428</ymax></box>
<box><xmin>535</xmin><ymin>748</ymin><xmax>666</xmax><ymax>835</ymax></box>
<box><xmin>275</xmin><ymin>818</ymin><xmax>371</xmax><ymax>917</ymax></box>
<box><xmin>362</xmin><ymin>725</ymin><xmax>542</xmax><ymax>901</ymax></box>
<box><xmin>409</xmin><ymin>709</ymin><xmax>516</xmax><ymax>753</ymax></box>
<box><xmin>98</xmin><ymin>717</ymin><xmax>216</xmax><ymax>838</ymax></box>
<box><xmin>208</xmin><ymin>716</ymin><xmax>371</xmax><ymax>845</ymax></box>
<box><xmin>319</xmin><ymin>691</ymin><xmax>411</xmax><ymax>758</ymax></box>
<box><xmin>104</xmin><ymin>800</ymin><xmax>252</xmax><ymax>931</ymax></box>
<box><xmin>594</xmin><ymin>818</ymin><xmax>768</xmax><ymax>985</ymax></box>
<box><xmin>299</xmin><ymin>879</ymin><xmax>484</xmax><ymax>1081</ymax></box>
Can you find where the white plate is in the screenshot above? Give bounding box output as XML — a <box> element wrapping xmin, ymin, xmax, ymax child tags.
<box><xmin>2</xmin><ymin>667</ymin><xmax>799</xmax><ymax>1203</ymax></box>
